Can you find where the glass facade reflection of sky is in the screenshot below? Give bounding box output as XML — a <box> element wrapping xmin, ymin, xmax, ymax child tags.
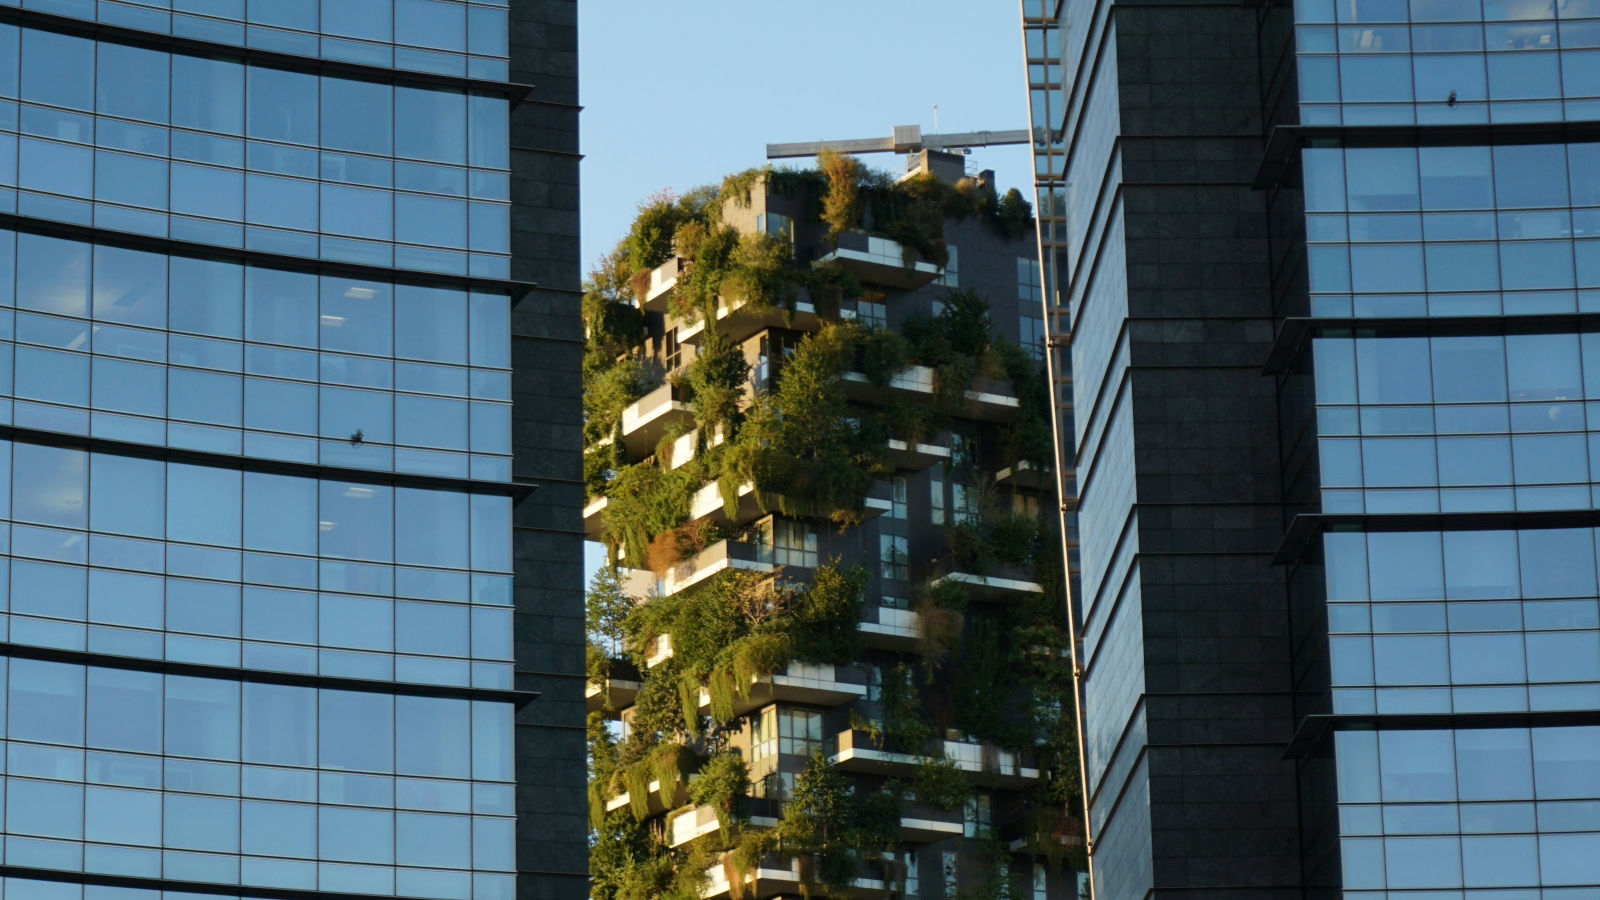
<box><xmin>1298</xmin><ymin>0</ymin><xmax>1600</xmax><ymax>891</ymax></box>
<box><xmin>0</xmin><ymin>23</ymin><xmax>512</xmax><ymax>278</ymax></box>
<box><xmin>0</xmin><ymin>4</ymin><xmax>522</xmax><ymax>900</ymax></box>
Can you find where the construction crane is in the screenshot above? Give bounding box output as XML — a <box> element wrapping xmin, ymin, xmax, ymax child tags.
<box><xmin>765</xmin><ymin>124</ymin><xmax>1037</xmax><ymax>160</ymax></box>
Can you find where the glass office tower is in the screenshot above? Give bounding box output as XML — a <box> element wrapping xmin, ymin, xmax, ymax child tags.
<box><xmin>1022</xmin><ymin>0</ymin><xmax>1600</xmax><ymax>893</ymax></box>
<box><xmin>0</xmin><ymin>2</ymin><xmax>587</xmax><ymax>900</ymax></box>
<box><xmin>1291</xmin><ymin>0</ymin><xmax>1600</xmax><ymax>892</ymax></box>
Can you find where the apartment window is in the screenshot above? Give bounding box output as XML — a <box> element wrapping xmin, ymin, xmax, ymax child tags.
<box><xmin>758</xmin><ymin>212</ymin><xmax>794</xmax><ymax>243</ymax></box>
<box><xmin>665</xmin><ymin>328</ymin><xmax>683</xmax><ymax>372</ymax></box>
<box><xmin>930</xmin><ymin>477</ymin><xmax>945</xmax><ymax>525</ymax></box>
<box><xmin>752</xmin><ymin>770</ymin><xmax>795</xmax><ymax>802</ymax></box>
<box><xmin>1018</xmin><ymin>256</ymin><xmax>1043</xmax><ymax>302</ymax></box>
<box><xmin>903</xmin><ymin>851</ymin><xmax>920</xmax><ymax>898</ymax></box>
<box><xmin>951</xmin><ymin>428</ymin><xmax>978</xmax><ymax>470</ymax></box>
<box><xmin>1020</xmin><ymin>314</ymin><xmax>1045</xmax><ymax>361</ymax></box>
<box><xmin>882</xmin><ymin>594</ymin><xmax>910</xmax><ymax>610</ymax></box>
<box><xmin>857</xmin><ymin>299</ymin><xmax>887</xmax><ymax>328</ymax></box>
<box><xmin>942</xmin><ymin>851</ymin><xmax>958</xmax><ymax>899</ymax></box>
<box><xmin>749</xmin><ymin>706</ymin><xmax>819</xmax><ymax>761</ymax></box>
<box><xmin>783</xmin><ymin>707</ymin><xmax>822</xmax><ymax>755</ymax></box>
<box><xmin>1033</xmin><ymin>864</ymin><xmax>1047</xmax><ymax>900</ymax></box>
<box><xmin>880</xmin><ymin>534</ymin><xmax>909</xmax><ymax>582</ymax></box>
<box><xmin>1013</xmin><ymin>492</ymin><xmax>1040</xmax><ymax>520</ymax></box>
<box><xmin>750</xmin><ymin>706</ymin><xmax>777</xmax><ymax>763</ymax></box>
<box><xmin>773</xmin><ymin>519</ymin><xmax>818</xmax><ymax>568</ymax></box>
<box><xmin>891</xmin><ymin>476</ymin><xmax>908</xmax><ymax>519</ymax></box>
<box><xmin>963</xmin><ymin>793</ymin><xmax>992</xmax><ymax>837</ymax></box>
<box><xmin>936</xmin><ymin>245</ymin><xmax>959</xmax><ymax>287</ymax></box>
<box><xmin>952</xmin><ymin>484</ymin><xmax>979</xmax><ymax>526</ymax></box>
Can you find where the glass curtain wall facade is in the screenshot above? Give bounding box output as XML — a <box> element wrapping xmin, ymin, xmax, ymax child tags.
<box><xmin>1022</xmin><ymin>0</ymin><xmax>1600</xmax><ymax>890</ymax></box>
<box><xmin>0</xmin><ymin>3</ymin><xmax>587</xmax><ymax>900</ymax></box>
<box><xmin>1288</xmin><ymin>0</ymin><xmax>1600</xmax><ymax>891</ymax></box>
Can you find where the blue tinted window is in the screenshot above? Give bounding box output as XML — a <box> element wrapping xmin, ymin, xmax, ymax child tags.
<box><xmin>10</xmin><ymin>659</ymin><xmax>84</xmax><ymax>744</ymax></box>
<box><xmin>170</xmin><ymin>257</ymin><xmax>243</xmax><ymax>338</ymax></box>
<box><xmin>89</xmin><ymin>453</ymin><xmax>164</xmax><ymax>537</ymax></box>
<box><xmin>172</xmin><ymin>55</ymin><xmax>244</xmax><ymax>135</ymax></box>
<box><xmin>321</xmin><ymin>277</ymin><xmax>393</xmax><ymax>356</ymax></box>
<box><xmin>96</xmin><ymin>42</ymin><xmax>169</xmax><ymax>123</ymax></box>
<box><xmin>396</xmin><ymin>0</ymin><xmax>466</xmax><ymax>51</ymax></box>
<box><xmin>321</xmin><ymin>77</ymin><xmax>393</xmax><ymax>156</ymax></box>
<box><xmin>246</xmin><ymin>67</ymin><xmax>318</xmax><ymax>145</ymax></box>
<box><xmin>242</xmin><ymin>682</ymin><xmax>315</xmax><ymax>767</ymax></box>
<box><xmin>245</xmin><ymin>267</ymin><xmax>317</xmax><ymax>347</ymax></box>
<box><xmin>16</xmin><ymin>234</ymin><xmax>90</xmax><ymax>318</ymax></box>
<box><xmin>322</xmin><ymin>0</ymin><xmax>392</xmax><ymax>41</ymax></box>
<box><xmin>21</xmin><ymin>29</ymin><xmax>94</xmax><ymax>110</ymax></box>
<box><xmin>87</xmin><ymin>668</ymin><xmax>162</xmax><ymax>753</ymax></box>
<box><xmin>319</xmin><ymin>689</ymin><xmax>393</xmax><ymax>772</ymax></box>
<box><xmin>396</xmin><ymin>87</ymin><xmax>467</xmax><ymax>164</ymax></box>
<box><xmin>167</xmin><ymin>462</ymin><xmax>242</xmax><ymax>546</ymax></box>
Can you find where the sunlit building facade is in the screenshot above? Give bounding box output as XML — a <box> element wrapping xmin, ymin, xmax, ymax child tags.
<box><xmin>1022</xmin><ymin>0</ymin><xmax>1600</xmax><ymax>892</ymax></box>
<box><xmin>0</xmin><ymin>2</ymin><xmax>585</xmax><ymax>900</ymax></box>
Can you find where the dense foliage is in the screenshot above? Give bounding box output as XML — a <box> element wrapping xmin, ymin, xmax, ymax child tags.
<box><xmin>584</xmin><ymin>157</ymin><xmax>1080</xmax><ymax>900</ymax></box>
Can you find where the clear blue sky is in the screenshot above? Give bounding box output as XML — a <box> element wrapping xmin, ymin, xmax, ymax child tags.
<box><xmin>577</xmin><ymin>1</ymin><xmax>1035</xmax><ymax>578</ymax></box>
<box><xmin>576</xmin><ymin>0</ymin><xmax>1034</xmax><ymax>275</ymax></box>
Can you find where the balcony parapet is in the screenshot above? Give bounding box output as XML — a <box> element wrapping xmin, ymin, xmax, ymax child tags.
<box><xmin>696</xmin><ymin>660</ymin><xmax>869</xmax><ymax>719</ymax></box>
<box><xmin>858</xmin><ymin>605</ymin><xmax>921</xmax><ymax>651</ymax></box>
<box><xmin>675</xmin><ymin>289</ymin><xmax>824</xmax><ymax>346</ymax></box>
<box><xmin>815</xmin><ymin>232</ymin><xmax>941</xmax><ymax>289</ymax></box>
<box><xmin>887</xmin><ymin>436</ymin><xmax>951</xmax><ymax>471</ymax></box>
<box><xmin>620</xmin><ymin>382</ymin><xmax>694</xmax><ymax>460</ymax></box>
<box><xmin>842</xmin><ymin>366</ymin><xmax>1019</xmax><ymax>421</ymax></box>
<box><xmin>586</xmin><ymin>658</ymin><xmax>643</xmax><ymax>715</ymax></box>
<box><xmin>652</xmin><ymin>539</ymin><xmax>776</xmax><ymax>597</ymax></box>
<box><xmin>700</xmin><ymin>854</ymin><xmax>890</xmax><ymax>900</ymax></box>
<box><xmin>640</xmin><ymin>257</ymin><xmax>686</xmax><ymax>312</ymax></box>
<box><xmin>924</xmin><ymin>557</ymin><xmax>1044</xmax><ymax>602</ymax></box>
<box><xmin>826</xmin><ymin>729</ymin><xmax>1040</xmax><ymax>786</ymax></box>
<box><xmin>898</xmin><ymin>799</ymin><xmax>965</xmax><ymax>843</ymax></box>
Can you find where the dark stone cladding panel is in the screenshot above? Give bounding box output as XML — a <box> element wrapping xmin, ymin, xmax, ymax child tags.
<box><xmin>508</xmin><ymin>3</ymin><xmax>586</xmax><ymax>900</ymax></box>
<box><xmin>1098</xmin><ymin>0</ymin><xmax>1304</xmax><ymax>895</ymax></box>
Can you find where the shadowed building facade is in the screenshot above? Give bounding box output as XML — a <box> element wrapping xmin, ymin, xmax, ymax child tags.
<box><xmin>1022</xmin><ymin>0</ymin><xmax>1600</xmax><ymax>895</ymax></box>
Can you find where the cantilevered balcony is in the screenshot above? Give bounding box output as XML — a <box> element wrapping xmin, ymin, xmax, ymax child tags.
<box><xmin>842</xmin><ymin>366</ymin><xmax>1019</xmax><ymax>422</ymax></box>
<box><xmin>603</xmin><ymin>779</ymin><xmax>691</xmax><ymax>818</ymax></box>
<box><xmin>676</xmin><ymin>289</ymin><xmax>824</xmax><ymax>346</ymax></box>
<box><xmin>640</xmin><ymin>257</ymin><xmax>686</xmax><ymax>312</ymax></box>
<box><xmin>816</xmin><ymin>232</ymin><xmax>941</xmax><ymax>289</ymax></box>
<box><xmin>654</xmin><ymin>538</ymin><xmax>776</xmax><ymax>597</ymax></box>
<box><xmin>688</xmin><ymin>480</ymin><xmax>762</xmax><ymax>529</ymax></box>
<box><xmin>643</xmin><ymin>633</ymin><xmax>674</xmax><ymax>668</ymax></box>
<box><xmin>995</xmin><ymin>460</ymin><xmax>1046</xmax><ymax>489</ymax></box>
<box><xmin>620</xmin><ymin>382</ymin><xmax>694</xmax><ymax>460</ymax></box>
<box><xmin>858</xmin><ymin>604</ymin><xmax>921</xmax><ymax>651</ymax></box>
<box><xmin>583</xmin><ymin>495</ymin><xmax>608</xmax><ymax>542</ymax></box>
<box><xmin>887</xmin><ymin>436</ymin><xmax>951</xmax><ymax>471</ymax></box>
<box><xmin>668</xmin><ymin>803</ymin><xmax>780</xmax><ymax>848</ymax></box>
<box><xmin>696</xmin><ymin>661</ymin><xmax>869</xmax><ymax>719</ymax></box>
<box><xmin>682</xmin><ymin>480</ymin><xmax>889</xmax><ymax>529</ymax></box>
<box><xmin>924</xmin><ymin>557</ymin><xmax>1044</xmax><ymax>602</ymax></box>
<box><xmin>700</xmin><ymin>854</ymin><xmax>890</xmax><ymax>900</ymax></box>
<box><xmin>898</xmin><ymin>800</ymin><xmax>965</xmax><ymax>843</ymax></box>
<box><xmin>826</xmin><ymin>729</ymin><xmax>1040</xmax><ymax>787</ymax></box>
<box><xmin>586</xmin><ymin>658</ymin><xmax>643</xmax><ymax>715</ymax></box>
